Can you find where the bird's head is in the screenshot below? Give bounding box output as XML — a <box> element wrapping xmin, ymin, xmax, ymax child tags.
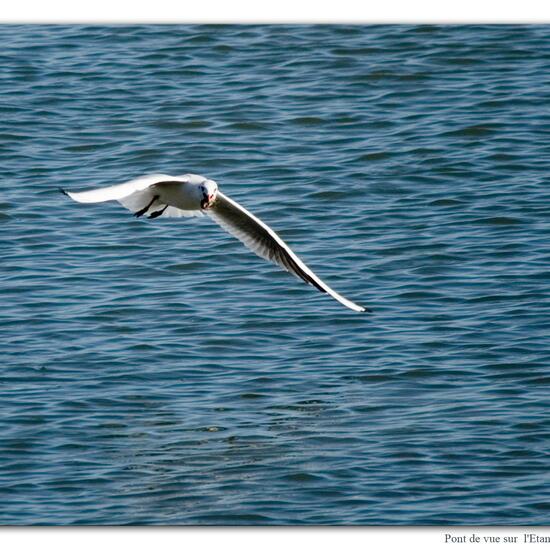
<box><xmin>199</xmin><ymin>179</ymin><xmax>218</xmax><ymax>209</ymax></box>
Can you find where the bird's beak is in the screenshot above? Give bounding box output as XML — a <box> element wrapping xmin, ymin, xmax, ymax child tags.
<box><xmin>201</xmin><ymin>194</ymin><xmax>215</xmax><ymax>209</ymax></box>
<box><xmin>202</xmin><ymin>194</ymin><xmax>215</xmax><ymax>209</ymax></box>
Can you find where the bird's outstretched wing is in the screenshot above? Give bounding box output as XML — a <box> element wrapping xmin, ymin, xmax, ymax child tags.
<box><xmin>207</xmin><ymin>192</ymin><xmax>368</xmax><ymax>312</ymax></box>
<box><xmin>61</xmin><ymin>174</ymin><xmax>202</xmax><ymax>218</ymax></box>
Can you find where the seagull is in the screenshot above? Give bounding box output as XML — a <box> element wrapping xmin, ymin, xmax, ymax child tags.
<box><xmin>61</xmin><ymin>173</ymin><xmax>368</xmax><ymax>312</ymax></box>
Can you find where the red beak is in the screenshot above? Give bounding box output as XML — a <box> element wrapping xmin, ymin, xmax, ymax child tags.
<box><xmin>201</xmin><ymin>194</ymin><xmax>215</xmax><ymax>209</ymax></box>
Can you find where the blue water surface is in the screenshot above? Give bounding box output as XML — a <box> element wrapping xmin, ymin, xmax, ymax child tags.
<box><xmin>1</xmin><ymin>24</ymin><xmax>550</xmax><ymax>525</ymax></box>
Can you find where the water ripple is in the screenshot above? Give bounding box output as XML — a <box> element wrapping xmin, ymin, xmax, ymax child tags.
<box><xmin>1</xmin><ymin>24</ymin><xmax>550</xmax><ymax>526</ymax></box>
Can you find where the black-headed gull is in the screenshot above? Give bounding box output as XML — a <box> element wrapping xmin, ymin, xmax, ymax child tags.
<box><xmin>61</xmin><ymin>173</ymin><xmax>368</xmax><ymax>312</ymax></box>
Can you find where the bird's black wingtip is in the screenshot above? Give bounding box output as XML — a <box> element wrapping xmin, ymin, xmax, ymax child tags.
<box><xmin>361</xmin><ymin>306</ymin><xmax>373</xmax><ymax>313</ymax></box>
<box><xmin>58</xmin><ymin>187</ymin><xmax>69</xmax><ymax>196</ymax></box>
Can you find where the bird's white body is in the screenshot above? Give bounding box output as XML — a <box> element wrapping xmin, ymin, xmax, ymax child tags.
<box><xmin>62</xmin><ymin>173</ymin><xmax>368</xmax><ymax>312</ymax></box>
<box><xmin>156</xmin><ymin>180</ymin><xmax>201</xmax><ymax>211</ymax></box>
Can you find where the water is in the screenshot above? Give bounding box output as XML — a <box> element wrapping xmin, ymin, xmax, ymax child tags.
<box><xmin>1</xmin><ymin>24</ymin><xmax>550</xmax><ymax>525</ymax></box>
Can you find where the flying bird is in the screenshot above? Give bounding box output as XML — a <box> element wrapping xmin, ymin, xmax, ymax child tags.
<box><xmin>61</xmin><ymin>173</ymin><xmax>368</xmax><ymax>312</ymax></box>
